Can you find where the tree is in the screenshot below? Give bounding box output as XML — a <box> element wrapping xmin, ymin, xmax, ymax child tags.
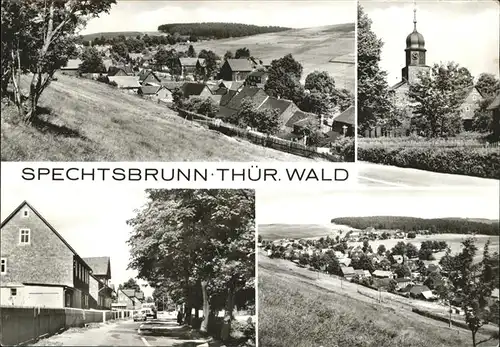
<box><xmin>440</xmin><ymin>238</ymin><xmax>497</xmax><ymax>347</ymax></box>
<box><xmin>305</xmin><ymin>71</ymin><xmax>336</xmax><ymax>94</ymax></box>
<box><xmin>377</xmin><ymin>244</ymin><xmax>386</xmax><ymax>256</ymax></box>
<box><xmin>197</xmin><ymin>49</ymin><xmax>219</xmax><ymax>80</ymax></box>
<box><xmin>407</xmin><ymin>231</ymin><xmax>416</xmax><ymax>239</ymax></box>
<box><xmin>127</xmin><ymin>189</ymin><xmax>255</xmax><ymax>338</ymax></box>
<box><xmin>224</xmin><ymin>50</ymin><xmax>233</xmax><ymax>60</ymax></box>
<box><xmin>473</xmin><ymin>96</ymin><xmax>498</xmax><ymax>133</ymax></box>
<box><xmin>112</xmin><ymin>41</ymin><xmax>129</xmax><ymax>60</ymax></box>
<box><xmin>394</xmin><ymin>264</ymin><xmax>411</xmax><ymax>278</ymax></box>
<box><xmin>119</xmin><ymin>278</ymin><xmax>141</xmax><ymax>292</ymax></box>
<box><xmin>405</xmin><ymin>243</ymin><xmax>418</xmax><ymax>258</ymax></box>
<box><xmin>228</xmin><ymin>98</ymin><xmax>281</xmax><ymax>134</ymax></box>
<box><xmin>362</xmin><ymin>240</ymin><xmax>372</xmax><ymax>253</ymax></box>
<box><xmin>172</xmin><ymin>87</ymin><xmax>184</xmax><ymax>109</ymax></box>
<box><xmin>1</xmin><ymin>0</ymin><xmax>115</xmax><ymax>123</ymax></box>
<box><xmin>182</xmin><ymin>97</ymin><xmax>219</xmax><ymax>118</ymax></box>
<box><xmin>352</xmin><ymin>254</ymin><xmax>375</xmax><ymax>272</ymax></box>
<box><xmin>408</xmin><ymin>62</ymin><xmax>473</xmax><ymax>137</ymax></box>
<box><xmin>235</xmin><ymin>47</ymin><xmax>250</xmax><ymax>59</ymax></box>
<box><xmin>475</xmin><ymin>73</ymin><xmax>500</xmax><ymax>98</ymax></box>
<box><xmin>423</xmin><ymin>271</ymin><xmax>443</xmax><ymax>290</ymax></box>
<box><xmin>391</xmin><ymin>241</ymin><xmax>407</xmax><ymax>256</ymax></box>
<box><xmin>357</xmin><ymin>5</ymin><xmax>392</xmax><ymax>133</ymax></box>
<box><xmin>187</xmin><ymin>45</ymin><xmax>196</xmax><ymax>58</ymax></box>
<box><xmin>79</xmin><ymin>47</ymin><xmax>105</xmax><ymax>73</ymax></box>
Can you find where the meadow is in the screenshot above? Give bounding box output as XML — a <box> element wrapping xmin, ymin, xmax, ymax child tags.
<box><xmin>185</xmin><ymin>24</ymin><xmax>355</xmax><ymax>91</ymax></box>
<box><xmin>258</xmin><ymin>253</ymin><xmax>499</xmax><ymax>347</ymax></box>
<box><xmin>1</xmin><ymin>74</ymin><xmax>317</xmax><ymax>162</ymax></box>
<box><xmin>258</xmin><ymin>224</ymin><xmax>353</xmax><ymax>241</ymax></box>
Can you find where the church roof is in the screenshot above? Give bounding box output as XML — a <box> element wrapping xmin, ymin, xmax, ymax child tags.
<box><xmin>406</xmin><ymin>30</ymin><xmax>425</xmax><ymax>51</ymax></box>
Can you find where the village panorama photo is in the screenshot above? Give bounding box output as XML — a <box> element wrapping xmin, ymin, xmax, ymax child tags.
<box><xmin>1</xmin><ymin>0</ymin><xmax>355</xmax><ymax>162</ymax></box>
<box><xmin>0</xmin><ymin>186</ymin><xmax>256</xmax><ymax>346</ymax></box>
<box><xmin>257</xmin><ymin>187</ymin><xmax>500</xmax><ymax>347</ymax></box>
<box><xmin>357</xmin><ymin>0</ymin><xmax>500</xmax><ymax>187</ymax></box>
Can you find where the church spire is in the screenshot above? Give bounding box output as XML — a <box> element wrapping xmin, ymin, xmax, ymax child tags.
<box><xmin>413</xmin><ymin>0</ymin><xmax>417</xmax><ymax>31</ymax></box>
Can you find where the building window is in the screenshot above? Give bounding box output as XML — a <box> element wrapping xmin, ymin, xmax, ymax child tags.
<box><xmin>19</xmin><ymin>229</ymin><xmax>30</xmax><ymax>244</ymax></box>
<box><xmin>465</xmin><ymin>106</ymin><xmax>470</xmax><ymax>112</ymax></box>
<box><xmin>472</xmin><ymin>95</ymin><xmax>477</xmax><ymax>101</ymax></box>
<box><xmin>11</xmin><ymin>288</ymin><xmax>17</xmax><ymax>296</ymax></box>
<box><xmin>1</xmin><ymin>259</ymin><xmax>6</xmax><ymax>274</ymax></box>
<box><xmin>22</xmin><ymin>209</ymin><xmax>29</xmax><ymax>218</ymax></box>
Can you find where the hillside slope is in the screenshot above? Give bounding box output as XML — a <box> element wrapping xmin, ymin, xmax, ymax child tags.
<box><xmin>259</xmin><ymin>253</ymin><xmax>498</xmax><ymax>347</ymax></box>
<box><xmin>1</xmin><ymin>74</ymin><xmax>317</xmax><ymax>161</ymax></box>
<box><xmin>187</xmin><ymin>23</ymin><xmax>355</xmax><ymax>91</ymax></box>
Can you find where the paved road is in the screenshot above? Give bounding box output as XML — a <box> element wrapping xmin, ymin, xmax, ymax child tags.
<box><xmin>33</xmin><ymin>317</ymin><xmax>213</xmax><ymax>347</ymax></box>
<box><xmin>357</xmin><ymin>162</ymin><xmax>499</xmax><ymax>187</ymax></box>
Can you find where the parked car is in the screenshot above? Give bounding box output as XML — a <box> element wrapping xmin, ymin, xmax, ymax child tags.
<box><xmin>133</xmin><ymin>310</ymin><xmax>147</xmax><ymax>322</ymax></box>
<box><xmin>141</xmin><ymin>308</ymin><xmax>155</xmax><ymax>319</ymax></box>
<box><xmin>142</xmin><ymin>303</ymin><xmax>158</xmax><ymax>319</ymax></box>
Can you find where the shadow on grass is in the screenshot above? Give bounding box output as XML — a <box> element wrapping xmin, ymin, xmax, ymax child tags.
<box><xmin>32</xmin><ymin>106</ymin><xmax>87</xmax><ymax>140</ymax></box>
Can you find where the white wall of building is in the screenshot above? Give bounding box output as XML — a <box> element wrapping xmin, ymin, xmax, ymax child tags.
<box><xmin>0</xmin><ymin>285</ymin><xmax>64</xmax><ymax>308</ymax></box>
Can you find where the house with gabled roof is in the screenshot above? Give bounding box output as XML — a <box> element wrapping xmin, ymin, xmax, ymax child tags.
<box><xmin>341</xmin><ymin>266</ymin><xmax>356</xmax><ymax>281</ymax></box>
<box><xmin>182</xmin><ymin>82</ymin><xmax>212</xmax><ymax>99</ymax></box>
<box><xmin>82</xmin><ymin>256</ymin><xmax>114</xmax><ymax>310</ymax></box>
<box><xmin>139</xmin><ymin>70</ymin><xmax>162</xmax><ymax>86</ymax></box>
<box><xmin>60</xmin><ymin>59</ymin><xmax>83</xmax><ymax>76</ymax></box>
<box><xmin>138</xmin><ymin>85</ymin><xmax>173</xmax><ymax>102</ymax></box>
<box><xmin>332</xmin><ymin>106</ymin><xmax>355</xmax><ymax>136</ymax></box>
<box><xmin>115</xmin><ymin>288</ymin><xmax>136</xmax><ymax>310</ymax></box>
<box><xmin>218</xmin><ymin>59</ymin><xmax>254</xmax><ymax>81</ymax></box>
<box><xmin>1</xmin><ymin>201</ymin><xmax>95</xmax><ymax>309</ymax></box>
<box><xmin>107</xmin><ymin>76</ymin><xmax>141</xmax><ymax>91</ymax></box>
<box><xmin>178</xmin><ymin>58</ymin><xmax>206</xmax><ymax>77</ymax></box>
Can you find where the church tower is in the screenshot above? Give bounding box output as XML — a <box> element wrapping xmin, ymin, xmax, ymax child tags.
<box><xmin>401</xmin><ymin>3</ymin><xmax>429</xmax><ymax>84</ymax></box>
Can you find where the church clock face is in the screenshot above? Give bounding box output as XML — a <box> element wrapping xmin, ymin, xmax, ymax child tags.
<box><xmin>411</xmin><ymin>52</ymin><xmax>419</xmax><ymax>62</ymax></box>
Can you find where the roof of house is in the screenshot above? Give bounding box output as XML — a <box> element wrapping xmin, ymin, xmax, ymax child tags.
<box><xmin>122</xmin><ymin>289</ymin><xmax>136</xmax><ymax>298</ymax></box>
<box><xmin>62</xmin><ymin>59</ymin><xmax>82</xmax><ymax>70</ymax></box>
<box><xmin>285</xmin><ymin>110</ymin><xmax>316</xmax><ymax>128</ymax></box>
<box><xmin>219</xmin><ymin>81</ymin><xmax>244</xmax><ymax>91</ymax></box>
<box><xmin>259</xmin><ymin>97</ymin><xmax>294</xmax><ymax>116</ymax></box>
<box><xmin>161</xmin><ymin>81</ymin><xmax>184</xmax><ymax>90</ymax></box>
<box><xmin>487</xmin><ymin>93</ymin><xmax>500</xmax><ymax>110</ymax></box>
<box><xmin>182</xmin><ymin>82</ymin><xmax>210</xmax><ymax>97</ymax></box>
<box><xmin>341</xmin><ymin>266</ymin><xmax>356</xmax><ymax>276</ymax></box>
<box><xmin>333</xmin><ymin>106</ymin><xmax>355</xmax><ymax>125</ymax></box>
<box><xmin>139</xmin><ymin>70</ymin><xmax>160</xmax><ymax>83</ymax></box>
<box><xmin>226</xmin><ymin>86</ymin><xmax>268</xmax><ymax>110</ymax></box>
<box><xmin>82</xmin><ymin>257</ymin><xmax>111</xmax><ymax>278</ymax></box>
<box><xmin>248</xmin><ymin>70</ymin><xmax>268</xmax><ymax>78</ymax></box>
<box><xmin>410</xmin><ymin>285</ymin><xmax>432</xmax><ymax>295</ymax></box>
<box><xmin>395</xmin><ymin>277</ymin><xmax>411</xmax><ymax>283</ymax></box>
<box><xmin>217</xmin><ymin>106</ymin><xmax>238</xmax><ymax>120</ymax></box>
<box><xmin>220</xmin><ymin>89</ymin><xmax>238</xmax><ymax>106</ymax></box>
<box><xmin>108</xmin><ymin>76</ymin><xmax>141</xmax><ymax>88</ymax></box>
<box><xmin>226</xmin><ymin>59</ymin><xmax>254</xmax><ymax>72</ymax></box>
<box><xmin>109</xmin><ymin>65</ymin><xmax>134</xmax><ymax>75</ymax></box>
<box><xmin>1</xmin><ymin>201</ymin><xmax>92</xmax><ymax>271</ymax></box>
<box><xmin>179</xmin><ymin>58</ymin><xmax>204</xmax><ymax>67</ymax></box>
<box><xmin>372</xmin><ymin>270</ymin><xmax>393</xmax><ymax>277</ymax></box>
<box><xmin>139</xmin><ymin>85</ymin><xmax>162</xmax><ymax>95</ymax></box>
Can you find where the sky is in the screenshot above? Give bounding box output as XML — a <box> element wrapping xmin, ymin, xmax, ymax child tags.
<box><xmin>0</xmin><ymin>184</ymin><xmax>155</xmax><ymax>297</ymax></box>
<box><xmin>81</xmin><ymin>0</ymin><xmax>355</xmax><ymax>34</ymax></box>
<box><xmin>257</xmin><ymin>187</ymin><xmax>500</xmax><ymax>224</ymax></box>
<box><xmin>360</xmin><ymin>0</ymin><xmax>499</xmax><ymax>86</ymax></box>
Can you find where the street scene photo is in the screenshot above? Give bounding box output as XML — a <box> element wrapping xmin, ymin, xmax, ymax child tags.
<box><xmin>357</xmin><ymin>1</ymin><xmax>500</xmax><ymax>186</ymax></box>
<box><xmin>1</xmin><ymin>0</ymin><xmax>355</xmax><ymax>162</ymax></box>
<box><xmin>1</xmin><ymin>187</ymin><xmax>256</xmax><ymax>346</ymax></box>
<box><xmin>257</xmin><ymin>187</ymin><xmax>499</xmax><ymax>347</ymax></box>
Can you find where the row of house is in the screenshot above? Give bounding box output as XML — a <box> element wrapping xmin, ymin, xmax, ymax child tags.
<box><xmin>0</xmin><ymin>201</ymin><xmax>115</xmax><ymax>310</ymax></box>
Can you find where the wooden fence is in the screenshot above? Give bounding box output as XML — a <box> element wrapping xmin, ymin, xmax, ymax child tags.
<box><xmin>177</xmin><ymin>109</ymin><xmax>343</xmax><ymax>161</ymax></box>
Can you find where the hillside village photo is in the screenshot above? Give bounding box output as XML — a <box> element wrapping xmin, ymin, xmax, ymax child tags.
<box><xmin>357</xmin><ymin>1</ymin><xmax>500</xmax><ymax>183</ymax></box>
<box><xmin>257</xmin><ymin>188</ymin><xmax>500</xmax><ymax>347</ymax></box>
<box><xmin>0</xmin><ymin>1</ymin><xmax>355</xmax><ymax>162</ymax></box>
<box><xmin>1</xmin><ymin>188</ymin><xmax>256</xmax><ymax>346</ymax></box>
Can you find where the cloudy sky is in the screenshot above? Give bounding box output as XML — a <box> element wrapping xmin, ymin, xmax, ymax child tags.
<box><xmin>1</xmin><ymin>183</ymin><xmax>154</xmax><ymax>297</ymax></box>
<box><xmin>360</xmin><ymin>0</ymin><xmax>499</xmax><ymax>86</ymax></box>
<box><xmin>81</xmin><ymin>0</ymin><xmax>355</xmax><ymax>34</ymax></box>
<box><xmin>257</xmin><ymin>187</ymin><xmax>500</xmax><ymax>224</ymax></box>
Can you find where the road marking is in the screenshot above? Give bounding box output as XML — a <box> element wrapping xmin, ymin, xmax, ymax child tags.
<box><xmin>358</xmin><ymin>176</ymin><xmax>410</xmax><ymax>187</ymax></box>
<box><xmin>141</xmin><ymin>337</ymin><xmax>151</xmax><ymax>346</ymax></box>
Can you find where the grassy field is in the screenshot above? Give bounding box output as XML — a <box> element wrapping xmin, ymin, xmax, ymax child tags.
<box><xmin>185</xmin><ymin>24</ymin><xmax>355</xmax><ymax>91</ymax></box>
<box><xmin>259</xmin><ymin>253</ymin><xmax>499</xmax><ymax>347</ymax></box>
<box><xmin>1</xmin><ymin>74</ymin><xmax>319</xmax><ymax>161</ymax></box>
<box><xmin>258</xmin><ymin>223</ymin><xmax>354</xmax><ymax>241</ymax></box>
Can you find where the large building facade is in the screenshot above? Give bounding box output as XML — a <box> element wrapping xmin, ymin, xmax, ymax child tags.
<box><xmin>0</xmin><ymin>201</ymin><xmax>113</xmax><ymax>309</ymax></box>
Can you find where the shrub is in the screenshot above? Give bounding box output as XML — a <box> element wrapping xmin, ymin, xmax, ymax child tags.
<box><xmin>358</xmin><ymin>145</ymin><xmax>500</xmax><ymax>179</ymax></box>
<box><xmin>331</xmin><ymin>136</ymin><xmax>355</xmax><ymax>162</ymax></box>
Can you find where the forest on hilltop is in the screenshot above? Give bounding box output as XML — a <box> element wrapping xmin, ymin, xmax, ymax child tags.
<box><xmin>331</xmin><ymin>216</ymin><xmax>499</xmax><ymax>235</ymax></box>
<box><xmin>157</xmin><ymin>22</ymin><xmax>290</xmax><ymax>39</ymax></box>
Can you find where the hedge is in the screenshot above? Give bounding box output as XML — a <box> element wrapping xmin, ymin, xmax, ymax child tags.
<box><xmin>358</xmin><ymin>147</ymin><xmax>500</xmax><ymax>179</ymax></box>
